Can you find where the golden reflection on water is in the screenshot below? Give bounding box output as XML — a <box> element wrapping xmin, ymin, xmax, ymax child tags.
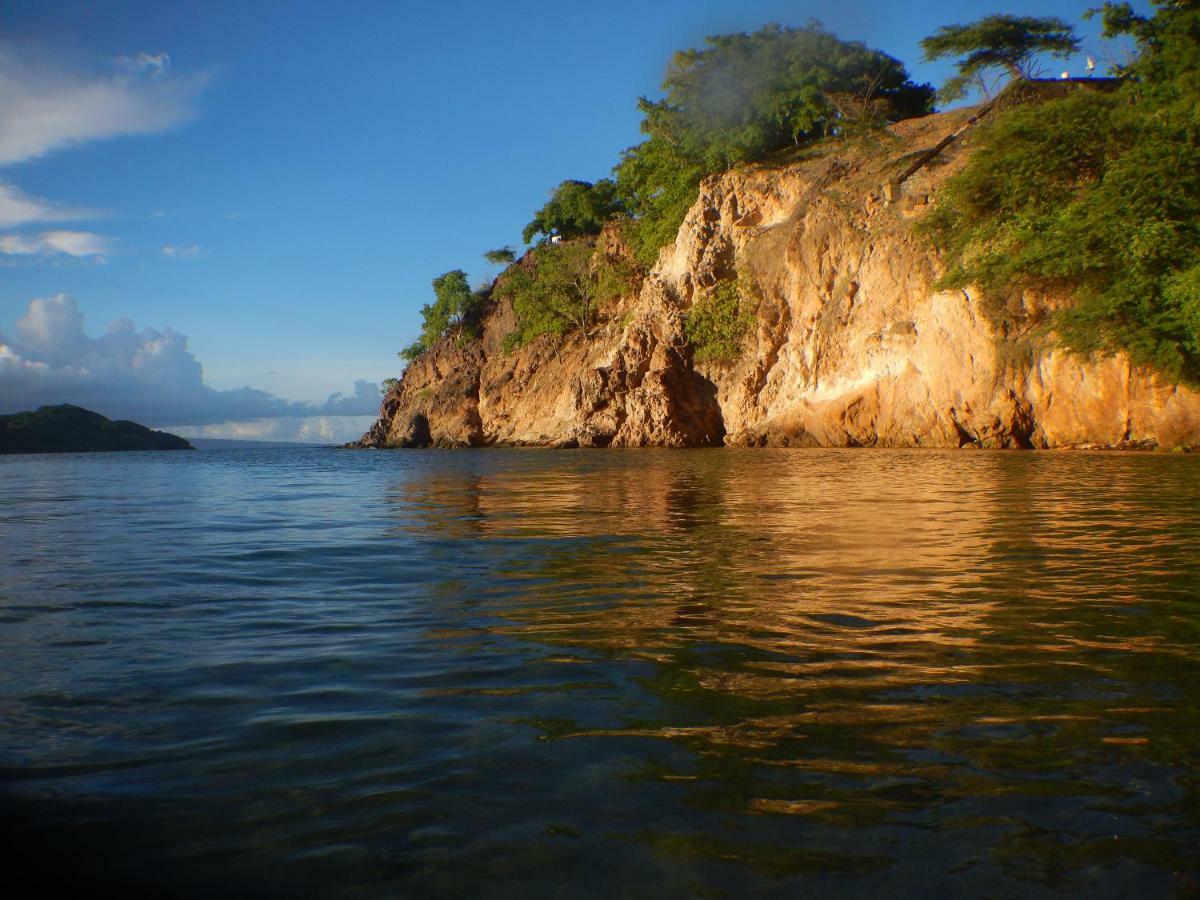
<box><xmin>388</xmin><ymin>450</ymin><xmax>1199</xmax><ymax>692</ymax></box>
<box><xmin>2</xmin><ymin>447</ymin><xmax>1197</xmax><ymax>894</ymax></box>
<box><xmin>384</xmin><ymin>449</ymin><xmax>1200</xmax><ymax>884</ymax></box>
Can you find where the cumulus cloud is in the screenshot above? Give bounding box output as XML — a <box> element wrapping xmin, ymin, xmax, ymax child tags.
<box><xmin>0</xmin><ymin>230</ymin><xmax>111</xmax><ymax>259</ymax></box>
<box><xmin>171</xmin><ymin>415</ymin><xmax>377</xmax><ymax>445</ymax></box>
<box><xmin>0</xmin><ymin>43</ymin><xmax>205</xmax><ymax>166</ymax></box>
<box><xmin>0</xmin><ymin>295</ymin><xmax>381</xmax><ymax>432</ymax></box>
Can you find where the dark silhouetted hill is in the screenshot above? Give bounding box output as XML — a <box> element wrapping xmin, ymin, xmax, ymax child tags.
<box><xmin>0</xmin><ymin>405</ymin><xmax>194</xmax><ymax>454</ymax></box>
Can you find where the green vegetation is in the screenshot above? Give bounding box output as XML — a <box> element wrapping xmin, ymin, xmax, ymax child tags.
<box><xmin>400</xmin><ymin>21</ymin><xmax>932</xmax><ymax>364</ymax></box>
<box><xmin>522</xmin><ymin>180</ymin><xmax>624</xmax><ymax>245</ymax></box>
<box><xmin>496</xmin><ymin>239</ymin><xmax>635</xmax><ymax>351</ymax></box>
<box><xmin>399</xmin><ymin>269</ymin><xmax>487</xmax><ymax>362</ymax></box>
<box><xmin>613</xmin><ymin>137</ymin><xmax>708</xmax><ymax>265</ymax></box>
<box><xmin>920</xmin><ymin>14</ymin><xmax>1080</xmax><ymax>101</ymax></box>
<box><xmin>484</xmin><ymin>246</ymin><xmax>517</xmax><ymax>265</ymax></box>
<box><xmin>684</xmin><ymin>274</ymin><xmax>758</xmax><ymax>363</ymax></box>
<box><xmin>0</xmin><ymin>405</ymin><xmax>193</xmax><ymax>454</ymax></box>
<box><xmin>616</xmin><ymin>22</ymin><xmax>934</xmax><ymax>263</ymax></box>
<box><xmin>921</xmin><ymin>0</ymin><xmax>1200</xmax><ymax>383</ymax></box>
<box><xmin>396</xmin><ymin>5</ymin><xmax>1199</xmax><ymax>393</ymax></box>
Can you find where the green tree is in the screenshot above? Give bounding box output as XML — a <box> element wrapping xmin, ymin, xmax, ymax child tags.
<box><xmin>614</xmin><ymin>136</ymin><xmax>708</xmax><ymax>265</ymax></box>
<box><xmin>647</xmin><ymin>23</ymin><xmax>933</xmax><ymax>171</ymax></box>
<box><xmin>1087</xmin><ymin>0</ymin><xmax>1200</xmax><ymax>96</ymax></box>
<box><xmin>920</xmin><ymin>14</ymin><xmax>1080</xmax><ymax>101</ymax></box>
<box><xmin>522</xmin><ymin>179</ymin><xmax>625</xmax><ymax>245</ymax></box>
<box><xmin>921</xmin><ymin>1</ymin><xmax>1200</xmax><ymax>383</ymax></box>
<box><xmin>496</xmin><ymin>241</ymin><xmax>633</xmax><ymax>349</ymax></box>
<box><xmin>484</xmin><ymin>246</ymin><xmax>517</xmax><ymax>265</ymax></box>
<box><xmin>399</xmin><ymin>269</ymin><xmax>486</xmax><ymax>363</ymax></box>
<box><xmin>616</xmin><ymin>22</ymin><xmax>933</xmax><ymax>264</ymax></box>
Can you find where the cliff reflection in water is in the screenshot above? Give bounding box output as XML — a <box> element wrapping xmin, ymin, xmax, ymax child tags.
<box><xmin>2</xmin><ymin>447</ymin><xmax>1197</xmax><ymax>896</ymax></box>
<box><xmin>387</xmin><ymin>449</ymin><xmax>1200</xmax><ymax>889</ymax></box>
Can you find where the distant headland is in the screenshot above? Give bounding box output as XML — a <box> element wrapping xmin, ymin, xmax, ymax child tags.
<box><xmin>0</xmin><ymin>405</ymin><xmax>193</xmax><ymax>454</ymax></box>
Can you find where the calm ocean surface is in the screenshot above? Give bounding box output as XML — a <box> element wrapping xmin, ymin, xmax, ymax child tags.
<box><xmin>1</xmin><ymin>447</ymin><xmax>1198</xmax><ymax>897</ymax></box>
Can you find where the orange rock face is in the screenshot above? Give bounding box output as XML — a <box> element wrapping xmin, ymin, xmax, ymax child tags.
<box><xmin>356</xmin><ymin>107</ymin><xmax>1200</xmax><ymax>452</ymax></box>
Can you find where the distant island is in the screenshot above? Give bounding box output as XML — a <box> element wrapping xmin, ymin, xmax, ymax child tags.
<box><xmin>0</xmin><ymin>405</ymin><xmax>194</xmax><ymax>454</ymax></box>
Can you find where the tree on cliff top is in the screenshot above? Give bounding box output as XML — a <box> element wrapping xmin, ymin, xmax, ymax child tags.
<box><xmin>484</xmin><ymin>246</ymin><xmax>517</xmax><ymax>265</ymax></box>
<box><xmin>1087</xmin><ymin>0</ymin><xmax>1200</xmax><ymax>99</ymax></box>
<box><xmin>399</xmin><ymin>269</ymin><xmax>486</xmax><ymax>362</ymax></box>
<box><xmin>921</xmin><ymin>1</ymin><xmax>1200</xmax><ymax>384</ymax></box>
<box><xmin>644</xmin><ymin>22</ymin><xmax>934</xmax><ymax>171</ymax></box>
<box><xmin>615</xmin><ymin>22</ymin><xmax>934</xmax><ymax>263</ymax></box>
<box><xmin>522</xmin><ymin>180</ymin><xmax>624</xmax><ymax>246</ymax></box>
<box><xmin>921</xmin><ymin>14</ymin><xmax>1080</xmax><ymax>101</ymax></box>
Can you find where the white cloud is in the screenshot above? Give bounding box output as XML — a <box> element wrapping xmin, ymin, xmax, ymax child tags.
<box><xmin>0</xmin><ymin>230</ymin><xmax>111</xmax><ymax>258</ymax></box>
<box><xmin>161</xmin><ymin>242</ymin><xmax>201</xmax><ymax>259</ymax></box>
<box><xmin>172</xmin><ymin>415</ymin><xmax>377</xmax><ymax>444</ymax></box>
<box><xmin>0</xmin><ymin>295</ymin><xmax>382</xmax><ymax>433</ymax></box>
<box><xmin>0</xmin><ymin>43</ymin><xmax>205</xmax><ymax>166</ymax></box>
<box><xmin>0</xmin><ymin>182</ymin><xmax>94</xmax><ymax>228</ymax></box>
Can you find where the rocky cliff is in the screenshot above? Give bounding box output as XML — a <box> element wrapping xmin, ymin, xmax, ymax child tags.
<box><xmin>356</xmin><ymin>103</ymin><xmax>1200</xmax><ymax>451</ymax></box>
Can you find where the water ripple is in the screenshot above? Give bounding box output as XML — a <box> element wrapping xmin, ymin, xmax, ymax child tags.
<box><xmin>0</xmin><ymin>447</ymin><xmax>1198</xmax><ymax>896</ymax></box>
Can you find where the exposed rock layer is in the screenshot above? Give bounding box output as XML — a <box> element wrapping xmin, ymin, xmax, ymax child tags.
<box><xmin>356</xmin><ymin>104</ymin><xmax>1200</xmax><ymax>451</ymax></box>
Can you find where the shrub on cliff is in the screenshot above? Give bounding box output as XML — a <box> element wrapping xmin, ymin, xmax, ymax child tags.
<box><xmin>685</xmin><ymin>274</ymin><xmax>758</xmax><ymax>363</ymax></box>
<box><xmin>616</xmin><ymin>22</ymin><xmax>934</xmax><ymax>264</ymax></box>
<box><xmin>921</xmin><ymin>0</ymin><xmax>1200</xmax><ymax>384</ymax></box>
<box><xmin>400</xmin><ymin>270</ymin><xmax>487</xmax><ymax>362</ymax></box>
<box><xmin>497</xmin><ymin>239</ymin><xmax>635</xmax><ymax>351</ymax></box>
<box><xmin>613</xmin><ymin>138</ymin><xmax>708</xmax><ymax>266</ymax></box>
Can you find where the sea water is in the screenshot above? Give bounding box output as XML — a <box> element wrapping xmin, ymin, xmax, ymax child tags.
<box><xmin>1</xmin><ymin>447</ymin><xmax>1198</xmax><ymax>897</ymax></box>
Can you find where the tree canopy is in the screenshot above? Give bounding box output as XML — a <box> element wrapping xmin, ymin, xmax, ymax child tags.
<box><xmin>921</xmin><ymin>0</ymin><xmax>1200</xmax><ymax>383</ymax></box>
<box><xmin>1088</xmin><ymin>0</ymin><xmax>1200</xmax><ymax>96</ymax></box>
<box><xmin>522</xmin><ymin>179</ymin><xmax>624</xmax><ymax>245</ymax></box>
<box><xmin>644</xmin><ymin>22</ymin><xmax>934</xmax><ymax>172</ymax></box>
<box><xmin>921</xmin><ymin>14</ymin><xmax>1080</xmax><ymax>100</ymax></box>
<box><xmin>400</xmin><ymin>269</ymin><xmax>486</xmax><ymax>362</ymax></box>
<box><xmin>484</xmin><ymin>246</ymin><xmax>517</xmax><ymax>265</ymax></box>
<box><xmin>496</xmin><ymin>240</ymin><xmax>634</xmax><ymax>350</ymax></box>
<box><xmin>616</xmin><ymin>22</ymin><xmax>934</xmax><ymax>262</ymax></box>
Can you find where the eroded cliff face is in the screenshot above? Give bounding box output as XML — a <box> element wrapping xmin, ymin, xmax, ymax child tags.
<box><xmin>356</xmin><ymin>106</ymin><xmax>1200</xmax><ymax>451</ymax></box>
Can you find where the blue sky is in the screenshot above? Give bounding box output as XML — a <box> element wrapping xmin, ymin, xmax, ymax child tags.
<box><xmin>0</xmin><ymin>0</ymin><xmax>1144</xmax><ymax>441</ymax></box>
